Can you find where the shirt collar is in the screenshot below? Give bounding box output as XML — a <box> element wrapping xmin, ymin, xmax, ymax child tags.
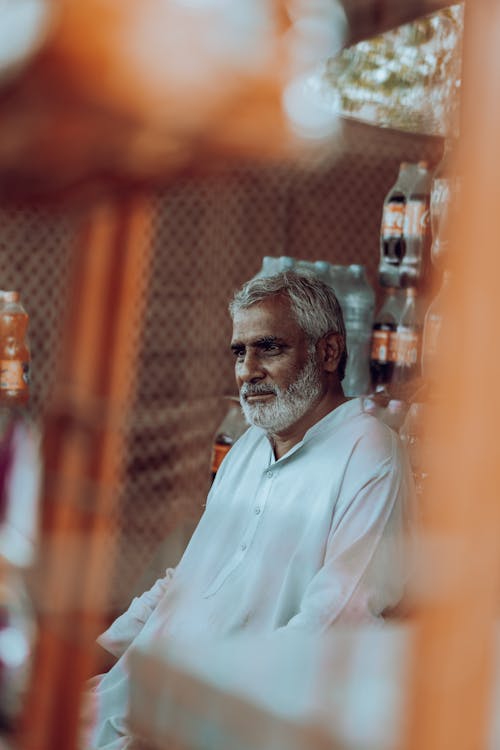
<box><xmin>260</xmin><ymin>397</ymin><xmax>363</xmax><ymax>465</ymax></box>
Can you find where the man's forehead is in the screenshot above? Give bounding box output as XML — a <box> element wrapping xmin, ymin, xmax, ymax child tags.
<box><xmin>231</xmin><ymin>296</ymin><xmax>302</xmax><ymax>341</ymax></box>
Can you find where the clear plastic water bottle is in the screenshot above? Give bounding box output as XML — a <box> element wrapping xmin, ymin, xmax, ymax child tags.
<box><xmin>294</xmin><ymin>259</ymin><xmax>318</xmax><ymax>278</ymax></box>
<box><xmin>399</xmin><ymin>401</ymin><xmax>428</xmax><ymax>498</ymax></box>
<box><xmin>320</xmin><ymin>264</ymin><xmax>348</xmax><ymax>314</ymax></box>
<box><xmin>257</xmin><ymin>256</ymin><xmax>295</xmax><ymax>277</ymax></box>
<box><xmin>421</xmin><ymin>270</ymin><xmax>453</xmax><ymax>390</ymax></box>
<box><xmin>341</xmin><ymin>264</ymin><xmax>375</xmax><ymax>397</ymax></box>
<box><xmin>313</xmin><ymin>260</ymin><xmax>332</xmax><ymax>284</ymax></box>
<box><xmin>430</xmin><ymin>140</ymin><xmax>461</xmax><ymax>270</ymax></box>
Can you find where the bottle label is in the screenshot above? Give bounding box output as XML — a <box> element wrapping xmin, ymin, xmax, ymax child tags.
<box><xmin>394</xmin><ymin>328</ymin><xmax>420</xmax><ymax>367</ymax></box>
<box><xmin>388</xmin><ymin>330</ymin><xmax>399</xmax><ymax>363</ymax></box>
<box><xmin>404</xmin><ymin>200</ymin><xmax>429</xmax><ymax>238</ymax></box>
<box><xmin>0</xmin><ymin>360</ymin><xmax>30</xmax><ymax>390</ymax></box>
<box><xmin>211</xmin><ymin>441</ymin><xmax>232</xmax><ymax>475</ymax></box>
<box><xmin>381</xmin><ymin>203</ymin><xmax>405</xmax><ymax>237</ymax></box>
<box><xmin>371</xmin><ymin>329</ymin><xmax>391</xmax><ymax>363</ymax></box>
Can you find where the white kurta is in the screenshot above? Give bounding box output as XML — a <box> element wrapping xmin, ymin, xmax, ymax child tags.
<box><xmin>83</xmin><ymin>397</ymin><xmax>415</xmax><ymax>749</ymax></box>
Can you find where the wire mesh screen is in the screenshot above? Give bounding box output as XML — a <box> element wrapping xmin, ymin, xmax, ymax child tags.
<box><xmin>0</xmin><ymin>119</ymin><xmax>442</xmax><ymax>615</ymax></box>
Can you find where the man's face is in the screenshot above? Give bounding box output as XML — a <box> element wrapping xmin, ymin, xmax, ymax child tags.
<box><xmin>231</xmin><ymin>295</ymin><xmax>324</xmax><ymax>433</ymax></box>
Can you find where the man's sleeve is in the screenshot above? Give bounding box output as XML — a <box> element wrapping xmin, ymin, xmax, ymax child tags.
<box><xmin>97</xmin><ymin>568</ymin><xmax>175</xmax><ymax>658</ymax></box>
<box><xmin>279</xmin><ymin>429</ymin><xmax>415</xmax><ymax>632</ymax></box>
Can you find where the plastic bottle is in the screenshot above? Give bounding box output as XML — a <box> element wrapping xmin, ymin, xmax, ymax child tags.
<box><xmin>430</xmin><ymin>140</ymin><xmax>461</xmax><ymax>270</ymax></box>
<box><xmin>313</xmin><ymin>260</ymin><xmax>333</xmax><ymax>285</ymax></box>
<box><xmin>210</xmin><ymin>397</ymin><xmax>248</xmax><ymax>481</ymax></box>
<box><xmin>392</xmin><ymin>287</ymin><xmax>422</xmax><ymax>385</ymax></box>
<box><xmin>325</xmin><ymin>265</ymin><xmax>348</xmax><ymax>309</ymax></box>
<box><xmin>379</xmin><ymin>162</ymin><xmax>418</xmax><ymax>288</ymax></box>
<box><xmin>369</xmin><ymin>287</ymin><xmax>405</xmax><ymax>391</ymax></box>
<box><xmin>421</xmin><ymin>270</ymin><xmax>452</xmax><ymax>382</ymax></box>
<box><xmin>341</xmin><ymin>265</ymin><xmax>375</xmax><ymax>397</ymax></box>
<box><xmin>257</xmin><ymin>256</ymin><xmax>295</xmax><ymax>277</ymax></box>
<box><xmin>401</xmin><ymin>161</ymin><xmax>432</xmax><ymax>288</ymax></box>
<box><xmin>294</xmin><ymin>259</ymin><xmax>317</xmax><ymax>277</ymax></box>
<box><xmin>399</xmin><ymin>401</ymin><xmax>427</xmax><ymax>498</ymax></box>
<box><xmin>363</xmin><ymin>394</ymin><xmax>407</xmax><ymax>432</ymax></box>
<box><xmin>0</xmin><ymin>292</ymin><xmax>30</xmax><ymax>407</ymax></box>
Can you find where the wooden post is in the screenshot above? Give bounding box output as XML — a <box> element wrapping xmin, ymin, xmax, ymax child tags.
<box><xmin>404</xmin><ymin>1</ymin><xmax>500</xmax><ymax>748</ymax></box>
<box><xmin>17</xmin><ymin>195</ymin><xmax>154</xmax><ymax>750</ymax></box>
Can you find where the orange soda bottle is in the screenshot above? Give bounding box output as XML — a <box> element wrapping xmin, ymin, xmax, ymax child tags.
<box><xmin>0</xmin><ymin>291</ymin><xmax>30</xmax><ymax>406</ymax></box>
<box><xmin>210</xmin><ymin>397</ymin><xmax>248</xmax><ymax>482</ymax></box>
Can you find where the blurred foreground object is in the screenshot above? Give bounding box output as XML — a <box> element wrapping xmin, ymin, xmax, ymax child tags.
<box><xmin>321</xmin><ymin>4</ymin><xmax>463</xmax><ymax>137</ymax></box>
<box><xmin>0</xmin><ymin>0</ymin><xmax>52</xmax><ymax>86</ymax></box>
<box><xmin>128</xmin><ymin>629</ymin><xmax>500</xmax><ymax>750</ymax></box>
<box><xmin>0</xmin><ymin>410</ymin><xmax>41</xmax><ymax>730</ymax></box>
<box><xmin>0</xmin><ymin>0</ymin><xmax>347</xmax><ymax>201</ymax></box>
<box><xmin>0</xmin><ymin>289</ymin><xmax>40</xmax><ymax>728</ymax></box>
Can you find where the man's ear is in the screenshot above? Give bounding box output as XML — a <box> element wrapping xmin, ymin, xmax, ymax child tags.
<box><xmin>318</xmin><ymin>332</ymin><xmax>344</xmax><ymax>373</ymax></box>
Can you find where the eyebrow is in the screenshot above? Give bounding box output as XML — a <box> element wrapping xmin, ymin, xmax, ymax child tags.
<box><xmin>230</xmin><ymin>336</ymin><xmax>288</xmax><ymax>352</ymax></box>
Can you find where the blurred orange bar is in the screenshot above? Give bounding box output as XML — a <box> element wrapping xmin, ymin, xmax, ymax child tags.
<box><xmin>17</xmin><ymin>196</ymin><xmax>154</xmax><ymax>750</ymax></box>
<box><xmin>404</xmin><ymin>1</ymin><xmax>500</xmax><ymax>748</ymax></box>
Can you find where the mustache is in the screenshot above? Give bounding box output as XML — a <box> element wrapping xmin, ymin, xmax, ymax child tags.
<box><xmin>240</xmin><ymin>383</ymin><xmax>278</xmax><ymax>399</ymax></box>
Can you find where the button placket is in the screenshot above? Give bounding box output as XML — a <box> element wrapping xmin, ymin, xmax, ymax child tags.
<box><xmin>238</xmin><ymin>471</ymin><xmax>271</xmax><ymax>557</ymax></box>
<box><xmin>203</xmin><ymin>466</ymin><xmax>276</xmax><ymax>598</ymax></box>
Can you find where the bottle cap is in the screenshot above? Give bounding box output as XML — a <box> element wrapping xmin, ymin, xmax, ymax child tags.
<box><xmin>2</xmin><ymin>291</ymin><xmax>19</xmax><ymax>302</ymax></box>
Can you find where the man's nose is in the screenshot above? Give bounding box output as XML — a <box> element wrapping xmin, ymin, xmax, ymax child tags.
<box><xmin>236</xmin><ymin>351</ymin><xmax>265</xmax><ymax>383</ymax></box>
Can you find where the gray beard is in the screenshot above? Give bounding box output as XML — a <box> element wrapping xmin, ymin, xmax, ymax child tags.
<box><xmin>239</xmin><ymin>356</ymin><xmax>323</xmax><ymax>434</ymax></box>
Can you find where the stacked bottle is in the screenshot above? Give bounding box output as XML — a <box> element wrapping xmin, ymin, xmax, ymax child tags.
<box><xmin>340</xmin><ymin>265</ymin><xmax>375</xmax><ymax>397</ymax></box>
<box><xmin>0</xmin><ymin>290</ymin><xmax>40</xmax><ymax>729</ymax></box>
<box><xmin>369</xmin><ymin>287</ymin><xmax>405</xmax><ymax>392</ymax></box>
<box><xmin>392</xmin><ymin>287</ymin><xmax>422</xmax><ymax>385</ymax></box>
<box><xmin>0</xmin><ymin>291</ymin><xmax>30</xmax><ymax>407</ymax></box>
<box><xmin>379</xmin><ymin>162</ymin><xmax>416</xmax><ymax>288</ymax></box>
<box><xmin>430</xmin><ymin>139</ymin><xmax>461</xmax><ymax>270</ymax></box>
<box><xmin>379</xmin><ymin>161</ymin><xmax>432</xmax><ymax>291</ymax></box>
<box><xmin>400</xmin><ymin>161</ymin><xmax>432</xmax><ymax>288</ymax></box>
<box><xmin>210</xmin><ymin>397</ymin><xmax>248</xmax><ymax>482</ymax></box>
<box><xmin>368</xmin><ymin>156</ymin><xmax>437</xmax><ymax>409</ymax></box>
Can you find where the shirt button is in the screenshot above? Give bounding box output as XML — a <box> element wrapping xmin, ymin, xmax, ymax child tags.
<box><xmin>254</xmin><ymin>506</ymin><xmax>261</xmax><ymax>515</ymax></box>
<box><xmin>266</xmin><ymin>471</ymin><xmax>273</xmax><ymax>478</ymax></box>
<box><xmin>241</xmin><ymin>543</ymin><xmax>247</xmax><ymax>551</ymax></box>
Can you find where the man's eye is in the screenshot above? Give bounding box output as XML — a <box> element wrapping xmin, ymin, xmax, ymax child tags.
<box><xmin>232</xmin><ymin>349</ymin><xmax>245</xmax><ymax>359</ymax></box>
<box><xmin>263</xmin><ymin>344</ymin><xmax>281</xmax><ymax>354</ymax></box>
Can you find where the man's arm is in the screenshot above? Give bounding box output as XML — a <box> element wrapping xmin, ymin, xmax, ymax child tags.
<box><xmin>97</xmin><ymin>568</ymin><xmax>175</xmax><ymax>659</ymax></box>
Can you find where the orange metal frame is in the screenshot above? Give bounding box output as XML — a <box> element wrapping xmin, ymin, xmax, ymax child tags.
<box><xmin>18</xmin><ymin>196</ymin><xmax>154</xmax><ymax>750</ymax></box>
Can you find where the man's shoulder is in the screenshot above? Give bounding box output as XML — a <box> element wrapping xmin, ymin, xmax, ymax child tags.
<box><xmin>317</xmin><ymin>398</ymin><xmax>396</xmax><ymax>446</ymax></box>
<box><xmin>313</xmin><ymin>401</ymin><xmax>400</xmax><ymax>466</ymax></box>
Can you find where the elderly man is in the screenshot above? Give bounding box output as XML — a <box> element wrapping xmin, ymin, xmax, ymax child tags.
<box><xmin>84</xmin><ymin>271</ymin><xmax>414</xmax><ymax>748</ymax></box>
